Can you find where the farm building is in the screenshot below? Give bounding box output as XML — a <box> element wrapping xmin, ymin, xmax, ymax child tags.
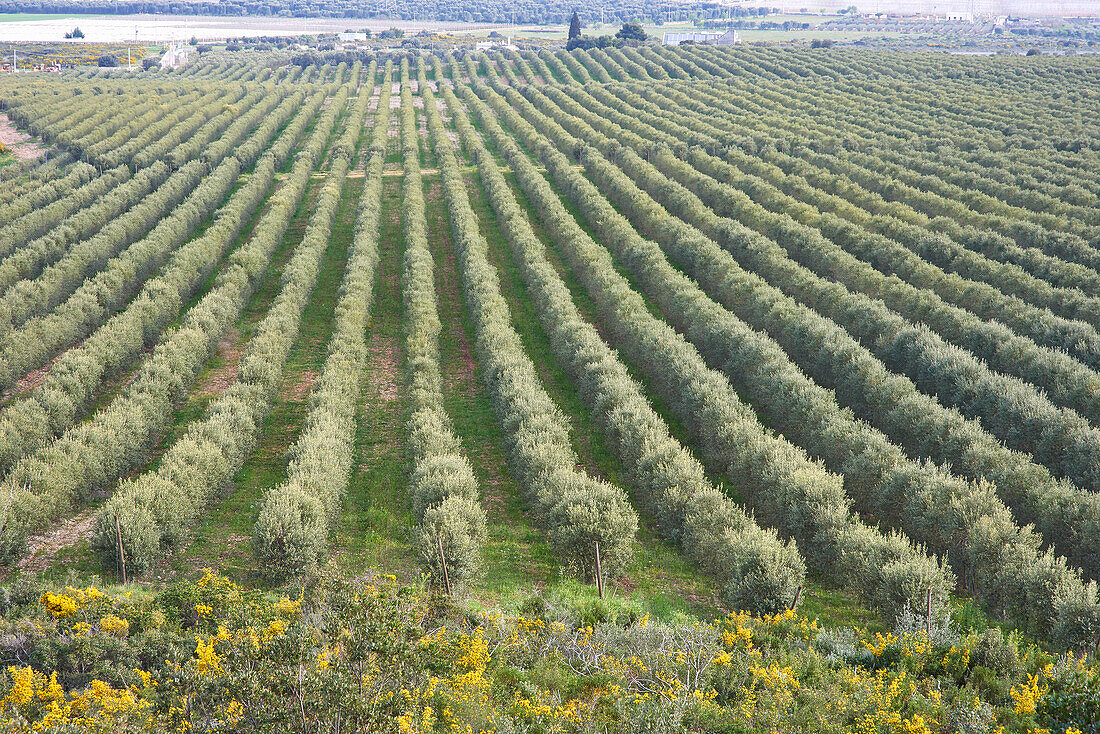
<box><xmin>662</xmin><ymin>29</ymin><xmax>740</xmax><ymax>45</ymax></box>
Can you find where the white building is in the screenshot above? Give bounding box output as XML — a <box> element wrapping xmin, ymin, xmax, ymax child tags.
<box><xmin>475</xmin><ymin>40</ymin><xmax>518</xmax><ymax>51</ymax></box>
<box><xmin>944</xmin><ymin>11</ymin><xmax>975</xmax><ymax>21</ymax></box>
<box><xmin>339</xmin><ymin>32</ymin><xmax>368</xmax><ymax>42</ymax></box>
<box><xmin>662</xmin><ymin>29</ymin><xmax>739</xmax><ymax>46</ymax></box>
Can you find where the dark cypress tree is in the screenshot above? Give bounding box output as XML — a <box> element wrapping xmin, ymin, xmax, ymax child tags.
<box><xmin>569</xmin><ymin>11</ymin><xmax>582</xmax><ymax>40</ymax></box>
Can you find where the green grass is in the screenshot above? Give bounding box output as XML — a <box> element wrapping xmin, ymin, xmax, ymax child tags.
<box><xmin>420</xmin><ymin>173</ymin><xmax>560</xmax><ymax>610</ymax></box>
<box><xmin>164</xmin><ymin>174</ymin><xmax>360</xmax><ymax>584</ymax></box>
<box><xmin>335</xmin><ymin>174</ymin><xmax>419</xmax><ymax>578</ymax></box>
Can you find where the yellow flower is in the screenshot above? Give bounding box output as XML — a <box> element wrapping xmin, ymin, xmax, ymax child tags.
<box><xmin>40</xmin><ymin>592</ymin><xmax>79</xmax><ymax>618</ymax></box>
<box><xmin>99</xmin><ymin>614</ymin><xmax>130</xmax><ymax>637</ymax></box>
<box><xmin>273</xmin><ymin>597</ymin><xmax>301</xmax><ymax>616</ymax></box>
<box><xmin>863</xmin><ymin>632</ymin><xmax>897</xmax><ymax>657</ymax></box>
<box><xmin>1010</xmin><ymin>673</ymin><xmax>1047</xmax><ymax>715</ymax></box>
<box><xmin>194</xmin><ymin>604</ymin><xmax>213</xmax><ymax>619</ymax></box>
<box><xmin>194</xmin><ymin>637</ymin><xmax>222</xmax><ymax>678</ymax></box>
<box><xmin>134</xmin><ymin>669</ymin><xmax>156</xmax><ymax>689</ymax></box>
<box><xmin>264</xmin><ymin>618</ymin><xmax>287</xmax><ymax>640</ymax></box>
<box><xmin>721</xmin><ymin>615</ymin><xmax>754</xmax><ymax>650</ymax></box>
<box><xmin>4</xmin><ymin>666</ymin><xmax>37</xmax><ymax>707</ymax></box>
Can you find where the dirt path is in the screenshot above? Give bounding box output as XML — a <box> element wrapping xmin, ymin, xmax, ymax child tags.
<box><xmin>0</xmin><ymin>113</ymin><xmax>44</xmax><ymax>161</ymax></box>
<box><xmin>16</xmin><ymin>512</ymin><xmax>96</xmax><ymax>575</ymax></box>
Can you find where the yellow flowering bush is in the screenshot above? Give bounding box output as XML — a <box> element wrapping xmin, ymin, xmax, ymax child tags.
<box><xmin>0</xmin><ymin>665</ymin><xmax>155</xmax><ymax>732</ymax></box>
<box><xmin>99</xmin><ymin>614</ymin><xmax>130</xmax><ymax>638</ymax></box>
<box><xmin>0</xmin><ymin>570</ymin><xmax>1098</xmax><ymax>733</ymax></box>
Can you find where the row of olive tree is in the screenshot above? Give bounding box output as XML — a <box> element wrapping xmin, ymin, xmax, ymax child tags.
<box><xmin>0</xmin><ymin>160</ymin><xmax>96</xmax><ymax>231</ymax></box>
<box><xmin>601</xmin><ymin>75</ymin><xmax>1100</xmax><ymax>548</ymax></box>
<box><xmin>98</xmin><ymin>86</ymin><xmax>257</xmax><ymax>171</ymax></box>
<box><xmin>676</xmin><ymin>123</ymin><xmax>1100</xmax><ymax>374</ymax></box>
<box><xmin>554</xmin><ymin>81</ymin><xmax>1100</xmax><ymax>575</ymax></box>
<box><xmin>445</xmin><ymin>70</ymin><xmax>805</xmax><ymax>614</ymax></box>
<box><xmin>394</xmin><ymin>65</ymin><xmax>487</xmax><ymax>589</ymax></box>
<box><xmin>676</xmin><ymin>73</ymin><xmax>1100</xmax><ymax>322</ymax></box>
<box><xmin>0</xmin><ymin>165</ymin><xmax>126</xmax><ymax>268</ymax></box>
<box><xmin>4</xmin><ymin>84</ymin><xmax>196</xmax><ymax>160</ymax></box>
<box><xmin>93</xmin><ymin>82</ymin><xmax>366</xmax><ymax>574</ymax></box>
<box><xmin>0</xmin><ymin>149</ymin><xmax>74</xmax><ymax>206</ymax></box>
<box><xmin>423</xmin><ymin>68</ymin><xmax>638</xmax><ymax>582</ymax></box>
<box><xmin>624</xmin><ymin>79</ymin><xmax>1100</xmax><ymax>373</ymax></box>
<box><xmin>253</xmin><ymin>63</ymin><xmax>400</xmax><ymax>580</ymax></box>
<box><xmin>532</xmin><ymin>50</ymin><xmax>574</xmax><ymax>85</ymax></box>
<box><xmin>493</xmin><ymin>79</ymin><xmax>1100</xmax><ymax>648</ymax></box>
<box><xmin>0</xmin><ymin>85</ymin><xmax>339</xmax><ymax>567</ymax></box>
<box><xmin>666</xmin><ymin>63</ymin><xmax>1100</xmax><ymax>290</ymax></box>
<box><xmin>470</xmin><ymin>80</ymin><xmax>954</xmax><ymax>623</ymax></box>
<box><xmin>0</xmin><ymin>86</ymin><xmax>295</xmax><ymax>388</ymax></box>
<box><xmin>0</xmin><ymin>88</ymin><xmax>313</xmax><ymax>475</ymax></box>
<box><xmin>0</xmin><ymin>164</ymin><xmax>163</xmax><ymax>295</ymax></box>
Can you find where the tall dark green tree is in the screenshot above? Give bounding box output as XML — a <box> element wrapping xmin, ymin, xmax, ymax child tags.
<box><xmin>568</xmin><ymin>10</ymin><xmax>582</xmax><ymax>40</ymax></box>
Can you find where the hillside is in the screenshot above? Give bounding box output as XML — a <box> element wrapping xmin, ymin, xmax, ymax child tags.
<box><xmin>0</xmin><ymin>44</ymin><xmax>1098</xmax><ymax>731</ymax></box>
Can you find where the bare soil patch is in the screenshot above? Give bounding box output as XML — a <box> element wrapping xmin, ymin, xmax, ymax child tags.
<box><xmin>0</xmin><ymin>113</ymin><xmax>43</xmax><ymax>161</ymax></box>
<box><xmin>369</xmin><ymin>341</ymin><xmax>400</xmax><ymax>403</ymax></box>
<box><xmin>18</xmin><ymin>511</ymin><xmax>96</xmax><ymax>573</ymax></box>
<box><xmin>282</xmin><ymin>369</ymin><xmax>318</xmax><ymax>401</ymax></box>
<box><xmin>193</xmin><ymin>329</ymin><xmax>244</xmax><ymax>398</ymax></box>
<box><xmin>9</xmin><ymin>357</ymin><xmax>58</xmax><ymax>398</ymax></box>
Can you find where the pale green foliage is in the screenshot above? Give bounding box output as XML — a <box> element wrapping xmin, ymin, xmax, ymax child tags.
<box><xmin>396</xmin><ymin>60</ymin><xmax>486</xmax><ymax>589</ymax></box>
<box><xmin>423</xmin><ymin>64</ymin><xmax>637</xmax><ymax>581</ymax></box>
<box><xmin>99</xmin><ymin>81</ymin><xmax>358</xmax><ymax>574</ymax></box>
<box><xmin>0</xmin><ymin>84</ymin><xmax>335</xmax><ymax>567</ymax></box>
<box><xmin>443</xmin><ymin>68</ymin><xmax>802</xmax><ymax>614</ymax></box>
<box><xmin>469</xmin><ymin>81</ymin><xmax>950</xmax><ymax>620</ymax></box>
<box><xmin>254</xmin><ymin>60</ymin><xmax>393</xmax><ymax>579</ymax></box>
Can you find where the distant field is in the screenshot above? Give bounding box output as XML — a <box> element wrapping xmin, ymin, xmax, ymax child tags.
<box><xmin>0</xmin><ymin>13</ymin><xmax>500</xmax><ymax>41</ymax></box>
<box><xmin>0</xmin><ymin>13</ymin><xmax>87</xmax><ymax>22</ymax></box>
